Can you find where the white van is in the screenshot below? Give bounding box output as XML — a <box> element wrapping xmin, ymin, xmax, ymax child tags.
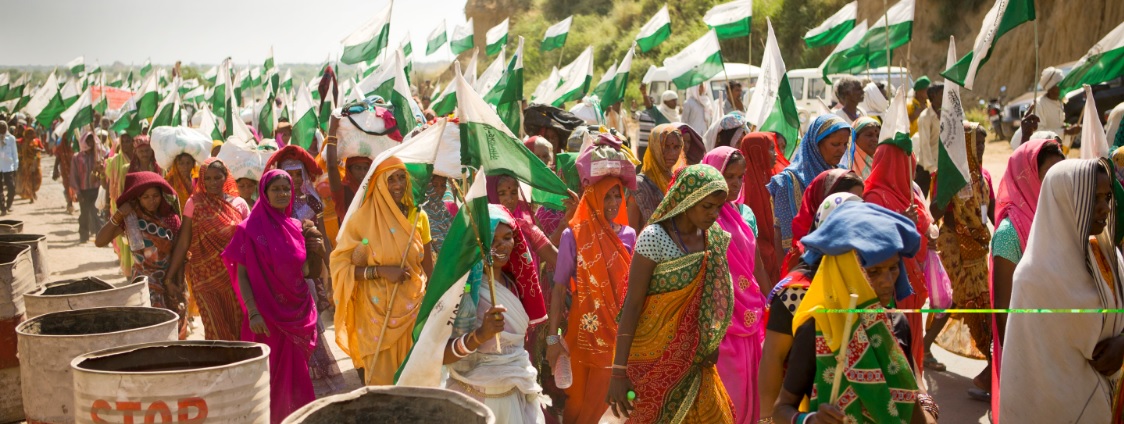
<box><xmin>642</xmin><ymin>63</ymin><xmax>761</xmax><ymax>109</ymax></box>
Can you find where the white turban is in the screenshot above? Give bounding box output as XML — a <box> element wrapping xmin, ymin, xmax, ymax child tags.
<box><xmin>863</xmin><ymin>83</ymin><xmax>889</xmax><ymax>114</ymax></box>
<box><xmin>1039</xmin><ymin>67</ymin><xmax>1064</xmax><ymax>91</ymax></box>
<box><xmin>661</xmin><ymin>90</ymin><xmax>678</xmax><ymax>102</ymax></box>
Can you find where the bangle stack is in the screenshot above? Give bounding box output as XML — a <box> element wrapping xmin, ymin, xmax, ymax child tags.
<box><xmin>364</xmin><ymin>267</ymin><xmax>375</xmax><ymax>280</ymax></box>
<box><xmin>451</xmin><ymin>333</ymin><xmax>476</xmax><ymax>358</ymax></box>
<box><xmin>324</xmin><ymin>136</ymin><xmax>337</xmax><ymax>146</ymax></box>
<box><xmin>110</xmin><ymin>212</ymin><xmax>125</xmax><ymax>228</ymax></box>
<box><xmin>791</xmin><ymin>412</ymin><xmax>815</xmax><ymax>424</ymax></box>
<box><xmin>610</xmin><ymin>363</ymin><xmax>628</xmax><ymax>379</ymax></box>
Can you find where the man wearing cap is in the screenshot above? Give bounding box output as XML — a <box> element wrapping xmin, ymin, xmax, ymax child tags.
<box><xmin>1010</xmin><ymin>67</ymin><xmax>1081</xmax><ymax>149</ymax></box>
<box><xmin>908</xmin><ymin>76</ymin><xmax>930</xmax><ymax>136</ymax></box>
<box><xmin>639</xmin><ymin>83</ymin><xmax>680</xmax><ymax>124</ymax></box>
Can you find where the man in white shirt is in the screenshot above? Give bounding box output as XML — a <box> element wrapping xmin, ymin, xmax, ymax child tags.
<box><xmin>0</xmin><ymin>121</ymin><xmax>18</xmax><ymax>215</ymax></box>
<box><xmin>681</xmin><ymin>83</ymin><xmax>715</xmax><ymax>135</ymax></box>
<box><xmin>914</xmin><ymin>84</ymin><xmax>943</xmax><ymax>197</ymax></box>
<box><xmin>1011</xmin><ymin>67</ymin><xmax>1082</xmax><ymax>149</ymax></box>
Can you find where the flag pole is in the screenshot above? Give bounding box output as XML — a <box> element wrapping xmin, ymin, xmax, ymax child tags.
<box><xmin>883</xmin><ymin>0</ymin><xmax>892</xmax><ymax>84</ymax></box>
<box><xmin>557</xmin><ymin>42</ymin><xmax>565</xmax><ymax>69</ymax></box>
<box><xmin>368</xmin><ymin>202</ymin><xmax>425</xmax><ymax>372</ymax></box>
<box><xmin>450</xmin><ymin>173</ymin><xmax>503</xmax><ymax>353</ymax></box>
<box><xmin>830</xmin><ymin>293</ymin><xmax>860</xmax><ymax>403</ymax></box>
<box><xmin>1032</xmin><ymin>17</ymin><xmax>1039</xmax><ymax>109</ymax></box>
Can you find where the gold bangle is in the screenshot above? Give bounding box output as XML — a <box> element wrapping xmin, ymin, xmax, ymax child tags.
<box><xmin>611</xmin><ymin>364</ymin><xmax>628</xmax><ymax>370</ymax></box>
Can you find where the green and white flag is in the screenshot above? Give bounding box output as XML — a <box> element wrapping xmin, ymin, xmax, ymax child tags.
<box><xmin>879</xmin><ymin>86</ymin><xmax>912</xmax><ymax>155</ymax></box>
<box><xmin>852</xmin><ymin>0</ymin><xmax>914</xmax><ymax>69</ymax></box>
<box><xmin>1058</xmin><ymin>20</ymin><xmax>1124</xmax><ymax>94</ymax></box>
<box><xmin>0</xmin><ymin>74</ymin><xmax>10</xmax><ymax>102</ymax></box>
<box><xmin>531</xmin><ymin>67</ymin><xmax>560</xmax><ymax>101</ymax></box>
<box><xmin>485</xmin><ymin>37</ymin><xmax>525</xmax><ymax>135</ymax></box>
<box><xmin>543</xmin><ymin>46</ymin><xmax>593</xmax><ymax>107</ymax></box>
<box><xmin>463</xmin><ymin>48</ymin><xmax>480</xmax><ymax>86</ymax></box>
<box><xmin>23</xmin><ymin>72</ymin><xmax>65</xmax><ymax>126</ymax></box>
<box><xmin>93</xmin><ymin>74</ymin><xmax>108</xmax><ymax>115</ymax></box>
<box><xmin>211</xmin><ymin>59</ymin><xmax>232</xmax><ymax>125</ymax></box>
<box><xmin>635</xmin><ymin>5</ymin><xmax>672</xmax><ymax>53</ymax></box>
<box><xmin>67</xmin><ymin>56</ymin><xmax>85</xmax><ymax>75</ymax></box>
<box><xmin>340</xmin><ymin>0</ymin><xmax>393</xmax><ymax>65</ymax></box>
<box><xmin>59</xmin><ymin>78</ymin><xmax>82</xmax><ymax>108</ymax></box>
<box><xmin>140</xmin><ymin>59</ymin><xmax>152</xmax><ymax>77</ymax></box>
<box><xmin>401</xmin><ymin>35</ymin><xmax>415</xmax><ymax>77</ymax></box>
<box><xmin>87</xmin><ymin>61</ymin><xmax>102</xmax><ymax>76</ymax></box>
<box><xmin>427</xmin><ymin>19</ymin><xmax>448</xmax><ymax>55</ymax></box>
<box><xmin>264</xmin><ymin>46</ymin><xmax>275</xmax><ymax>72</ymax></box>
<box><xmin>485</xmin><ymin>18</ymin><xmax>509</xmax><ymax>57</ymax></box>
<box><xmin>592</xmin><ymin>62</ymin><xmax>619</xmax><ymax>104</ymax></box>
<box><xmin>818</xmin><ymin>20</ymin><xmax>869</xmax><ymax>80</ymax></box>
<box><xmin>356</xmin><ymin>50</ymin><xmax>420</xmax><ymax>133</ymax></box>
<box><xmin>804</xmin><ymin>1</ymin><xmax>857</xmax><ymax>48</ymax></box>
<box><xmin>204</xmin><ymin>66</ymin><xmax>218</xmax><ymax>84</ymax></box>
<box><xmin>541</xmin><ymin>16</ymin><xmax>572</xmax><ymax>52</ymax></box>
<box><xmin>151</xmin><ymin>78</ymin><xmax>182</xmax><ymax>129</ymax></box>
<box><xmin>431</xmin><ymin>74</ymin><xmax>458</xmax><ymax>116</ymax></box>
<box><xmin>281</xmin><ymin>69</ymin><xmax>293</xmax><ymax>93</ymax></box>
<box><xmin>1081</xmin><ymin>84</ymin><xmax>1110</xmax><ymax>159</ymax></box>
<box><xmin>184</xmin><ymin>85</ymin><xmax>206</xmax><ymax>105</ymax></box>
<box><xmin>291</xmin><ymin>85</ymin><xmax>318</xmax><ymax>150</ymax></box>
<box><xmin>53</xmin><ymin>89</ymin><xmax>93</xmax><ymax>139</ymax></box>
<box><xmin>249</xmin><ymin>67</ymin><xmax>262</xmax><ymax>89</ymax></box>
<box><xmin>594</xmin><ymin>46</ymin><xmax>635</xmax><ymax>110</ymax></box>
<box><xmin>108</xmin><ymin>73</ymin><xmax>125</xmax><ymax>88</ymax></box>
<box><xmin>135</xmin><ymin>73</ymin><xmax>160</xmax><ymax>120</ymax></box>
<box><xmin>933</xmin><ymin>38</ymin><xmax>970</xmax><ymax>210</ymax></box>
<box><xmin>259</xmin><ymin>93</ymin><xmax>276</xmax><ymax>139</ymax></box>
<box><xmin>195</xmin><ymin>106</ymin><xmax>224</xmax><ymax>142</ymax></box>
<box><xmin>746</xmin><ymin>19</ymin><xmax>800</xmax><ymax>157</ymax></box>
<box><xmin>5</xmin><ymin>74</ymin><xmax>27</xmax><ymax>103</ymax></box>
<box><xmin>704</xmin><ymin>0</ymin><xmax>752</xmax><ymax>40</ymax></box>
<box><xmin>941</xmin><ymin>0</ymin><xmax>1035</xmax><ymax>89</ymax></box>
<box><xmin>663</xmin><ymin>30</ymin><xmax>724</xmax><ymax>89</ymax></box>
<box><xmin>451</xmin><ymin>18</ymin><xmax>475</xmax><ymax>55</ymax></box>
<box><xmin>474</xmin><ymin>48</ymin><xmax>507</xmax><ymax>95</ymax></box>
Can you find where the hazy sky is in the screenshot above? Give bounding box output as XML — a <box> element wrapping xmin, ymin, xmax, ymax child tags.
<box><xmin>1</xmin><ymin>0</ymin><xmax>467</xmax><ymax>66</ymax></box>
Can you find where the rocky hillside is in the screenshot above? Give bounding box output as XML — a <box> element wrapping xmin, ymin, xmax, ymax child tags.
<box><xmin>463</xmin><ymin>0</ymin><xmax>1124</xmax><ymax>104</ymax></box>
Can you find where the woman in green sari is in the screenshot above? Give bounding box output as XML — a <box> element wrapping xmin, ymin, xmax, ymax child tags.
<box><xmin>606</xmin><ymin>164</ymin><xmax>735</xmax><ymax>423</ymax></box>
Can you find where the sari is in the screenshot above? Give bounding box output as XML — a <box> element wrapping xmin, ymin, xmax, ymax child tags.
<box><xmin>988</xmin><ymin>139</ymin><xmax>1057</xmax><ymax>420</ymax></box>
<box><xmin>105</xmin><ymin>141</ymin><xmax>133</xmax><ymax>275</ymax></box>
<box><xmin>838</xmin><ymin>117</ymin><xmax>879</xmax><ymax>179</ymax></box>
<box><xmin>632</xmin><ymin>124</ymin><xmax>682</xmax><ymax>226</ymax></box>
<box><xmin>222</xmin><ymin>170</ymin><xmax>318</xmax><ymax>422</ymax></box>
<box><xmin>184</xmin><ymin>158</ymin><xmax>247</xmax><ymax>341</ymax></box>
<box><xmin>16</xmin><ymin>128</ymin><xmax>42</xmax><ymax>201</ymax></box>
<box><xmin>54</xmin><ymin>137</ymin><xmax>76</xmax><ymax>203</ymax></box>
<box><xmin>116</xmin><ymin>172</ymin><xmax>186</xmax><ymax>338</ymax></box>
<box><xmin>767</xmin><ymin>115</ymin><xmax>851</xmax><ymax>255</ymax></box>
<box><xmin>934</xmin><ymin>128</ymin><xmax>992</xmax><ymax>360</ymax></box>
<box><xmin>628</xmin><ymin>164</ymin><xmax>734</xmax><ymax>424</ymax></box>
<box><xmin>1000</xmin><ymin>159</ymin><xmax>1124</xmax><ymax>423</ymax></box>
<box><xmin>793</xmin><ymin>201</ymin><xmax>921</xmax><ymax>423</ymax></box>
<box><xmin>447</xmin><ymin>205</ymin><xmax>547</xmax><ymax>424</ymax></box>
<box><xmin>703</xmin><ymin>147</ymin><xmax>767</xmax><ymax>423</ymax></box>
<box><xmin>862</xmin><ymin>137</ymin><xmax>930</xmax><ymax>369</ymax></box>
<box><xmin>331</xmin><ymin>156</ymin><xmax>429</xmax><ymax>386</ymax></box>
<box><xmin>558</xmin><ymin>177</ymin><xmax>632</xmax><ymax>423</ymax></box>
<box><xmin>739</xmin><ymin>132</ymin><xmax>782</xmax><ymax>284</ymax></box>
<box><xmin>165</xmin><ymin>166</ymin><xmax>196</xmax><ymax>213</ymax></box>
<box><xmin>783</xmin><ymin>169</ymin><xmax>862</xmax><ymax>272</ymax></box>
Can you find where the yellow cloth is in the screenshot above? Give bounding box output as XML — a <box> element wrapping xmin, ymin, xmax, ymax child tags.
<box><xmin>639</xmin><ymin>124</ymin><xmax>681</xmax><ymax>195</ymax></box>
<box><xmin>907</xmin><ymin>99</ymin><xmax>922</xmax><ymax>135</ymax></box>
<box><xmin>792</xmin><ymin>251</ymin><xmax>879</xmax><ymax>351</ymax></box>
<box><xmin>330</xmin><ymin>156</ymin><xmax>430</xmax><ymax>386</ymax></box>
<box><xmin>105</xmin><ymin>153</ymin><xmax>133</xmax><ymax>274</ymax></box>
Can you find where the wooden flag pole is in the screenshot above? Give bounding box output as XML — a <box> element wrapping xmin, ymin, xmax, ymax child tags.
<box><xmin>883</xmin><ymin>0</ymin><xmax>892</xmax><ymax>82</ymax></box>
<box><xmin>451</xmin><ymin>172</ymin><xmax>503</xmax><ymax>353</ymax></box>
<box><xmin>368</xmin><ymin>202</ymin><xmax>426</xmax><ymax>373</ymax></box>
<box><xmin>1033</xmin><ymin>18</ymin><xmax>1040</xmax><ymax>109</ymax></box>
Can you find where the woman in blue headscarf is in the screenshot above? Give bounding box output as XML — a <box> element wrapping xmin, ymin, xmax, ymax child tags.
<box><xmin>767</xmin><ymin>115</ymin><xmax>852</xmax><ymax>256</ymax></box>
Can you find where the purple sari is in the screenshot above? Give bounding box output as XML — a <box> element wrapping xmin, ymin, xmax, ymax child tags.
<box><xmin>702</xmin><ymin>146</ymin><xmax>767</xmax><ymax>424</ymax></box>
<box><xmin>222</xmin><ymin>169</ymin><xmax>317</xmax><ymax>423</ymax></box>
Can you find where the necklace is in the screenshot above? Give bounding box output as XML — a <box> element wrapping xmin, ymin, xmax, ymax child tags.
<box><xmin>669</xmin><ymin>217</ymin><xmax>696</xmax><ymax>254</ymax></box>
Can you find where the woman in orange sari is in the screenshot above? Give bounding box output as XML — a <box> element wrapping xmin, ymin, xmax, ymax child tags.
<box><xmin>607</xmin><ymin>164</ymin><xmax>734</xmax><ymax>423</ymax></box>
<box><xmin>16</xmin><ymin>127</ymin><xmax>43</xmax><ymax>202</ymax></box>
<box><xmin>547</xmin><ymin>175</ymin><xmax>635</xmax><ymax>423</ymax></box>
<box><xmin>166</xmin><ymin>158</ymin><xmax>251</xmax><ymax>341</ymax></box>
<box><xmin>165</xmin><ymin>153</ymin><xmax>197</xmax><ymax>212</ymax></box>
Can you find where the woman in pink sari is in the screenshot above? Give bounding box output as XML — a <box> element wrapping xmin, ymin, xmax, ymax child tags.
<box><xmin>701</xmin><ymin>146</ymin><xmax>773</xmax><ymax>423</ymax></box>
<box><xmin>222</xmin><ymin>169</ymin><xmax>325</xmax><ymax>422</ymax></box>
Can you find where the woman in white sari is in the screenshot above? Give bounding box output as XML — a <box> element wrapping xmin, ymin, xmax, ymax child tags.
<box><xmin>1000</xmin><ymin>158</ymin><xmax>1124</xmax><ymax>422</ymax></box>
<box><xmin>442</xmin><ymin>204</ymin><xmax>547</xmax><ymax>424</ymax></box>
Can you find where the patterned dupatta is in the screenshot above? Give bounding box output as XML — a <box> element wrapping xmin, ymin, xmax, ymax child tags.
<box><xmin>626</xmin><ymin>164</ymin><xmax>734</xmax><ymax>423</ymax></box>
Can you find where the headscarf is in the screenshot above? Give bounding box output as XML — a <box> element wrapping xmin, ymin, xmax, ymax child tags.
<box><xmin>995</xmin><ymin>139</ymin><xmax>1059</xmax><ymax>250</ymax></box>
<box><xmin>913</xmin><ymin>76</ymin><xmax>931</xmax><ymax>91</ymax></box>
<box><xmin>815</xmin><ymin>193</ymin><xmax>862</xmax><ymax>230</ymax></box>
<box><xmin>127</xmin><ymin>135</ymin><xmax>162</xmax><ymax>173</ymax></box>
<box><xmin>785</xmin><ymin>169</ymin><xmax>863</xmax><ymax>270</ymax></box>
<box><xmin>568</xmin><ymin>177</ymin><xmax>631</xmax><ymax>366</ymax></box>
<box><xmin>267</xmin><ymin>145</ymin><xmax>322</xmax><ymax>201</ymax></box>
<box><xmin>648</xmin><ymin>164</ymin><xmax>728</xmax><ymax>225</ymax></box>
<box><xmin>1000</xmin><ymin>158</ymin><xmax>1124</xmax><ymax>423</ymax></box>
<box><xmin>115</xmin><ymin>171</ymin><xmax>181</xmax><ymax>234</ymax></box>
<box><xmin>676</xmin><ymin>123</ymin><xmax>707</xmax><ymax>165</ymax></box>
<box><xmin>702</xmin><ymin>148</ymin><xmax>766</xmax><ymax>339</ymax></box>
<box><xmin>863</xmin><ymin>83</ymin><xmax>889</xmax><ymax>115</ymax></box>
<box><xmin>221</xmin><ymin>170</ymin><xmax>317</xmax><ymax>355</ymax></box>
<box><xmin>657</xmin><ymin>90</ymin><xmax>680</xmax><ymax>123</ymax></box>
<box><xmin>704</xmin><ymin>112</ymin><xmax>748</xmax><ymax>151</ymax></box>
<box><xmin>331</xmin><ymin>156</ymin><xmax>426</xmax><ymax>364</ymax></box>
<box><xmin>1113</xmin><ymin>146</ymin><xmax>1124</xmax><ymax>184</ymax></box>
<box><xmin>739</xmin><ymin>132</ymin><xmax>782</xmax><ymax>282</ymax></box>
<box><xmin>486</xmin><ymin>174</ymin><xmax>534</xmax><ymax>225</ymax></box>
<box><xmin>1039</xmin><ymin>67</ymin><xmax>1064</xmax><ymax>91</ymax></box>
<box><xmin>491</xmin><ymin>205</ymin><xmax>547</xmax><ymax>324</ymax></box>
<box><xmin>775</xmin><ymin>114</ymin><xmax>851</xmax><ymax>188</ymax></box>
<box><xmin>640</xmin><ymin>124</ymin><xmax>683</xmax><ymax>194</ymax></box>
<box><xmin>839</xmin><ymin>117</ymin><xmax>880</xmax><ymax>179</ymax></box>
<box><xmin>79</xmin><ymin>131</ymin><xmax>96</xmax><ymax>152</ymax></box>
<box><xmin>191</xmin><ymin>158</ymin><xmax>242</xmax><ymax>222</ymax></box>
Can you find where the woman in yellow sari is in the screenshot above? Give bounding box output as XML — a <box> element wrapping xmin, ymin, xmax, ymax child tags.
<box><xmin>105</xmin><ymin>134</ymin><xmax>134</xmax><ymax>275</ymax></box>
<box><xmin>607</xmin><ymin>164</ymin><xmax>735</xmax><ymax>423</ymax></box>
<box><xmin>165</xmin><ymin>153</ymin><xmax>197</xmax><ymax>212</ymax></box>
<box><xmin>330</xmin><ymin>156</ymin><xmax>433</xmax><ymax>385</ymax></box>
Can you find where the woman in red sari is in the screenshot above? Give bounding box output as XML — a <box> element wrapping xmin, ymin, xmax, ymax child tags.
<box><xmin>738</xmin><ymin>132</ymin><xmax>783</xmax><ymax>284</ymax></box>
<box><xmin>167</xmin><ymin>158</ymin><xmax>251</xmax><ymax>341</ymax></box>
<box><xmin>862</xmin><ymin>136</ymin><xmax>932</xmax><ymax>370</ymax></box>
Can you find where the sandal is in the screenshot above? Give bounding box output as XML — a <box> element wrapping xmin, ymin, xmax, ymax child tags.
<box><xmin>923</xmin><ymin>353</ymin><xmax>947</xmax><ymax>372</ymax></box>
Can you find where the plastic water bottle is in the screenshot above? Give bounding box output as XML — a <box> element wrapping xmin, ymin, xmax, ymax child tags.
<box><xmin>553</xmin><ymin>330</ymin><xmax>573</xmax><ymax>389</ymax></box>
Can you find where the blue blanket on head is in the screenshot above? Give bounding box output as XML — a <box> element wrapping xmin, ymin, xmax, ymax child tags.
<box><xmin>800</xmin><ymin>201</ymin><xmax>920</xmax><ymax>301</ymax></box>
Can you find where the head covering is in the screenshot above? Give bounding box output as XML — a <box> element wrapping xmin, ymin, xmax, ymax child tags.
<box><xmin>79</xmin><ymin>131</ymin><xmax>97</xmax><ymax>152</ymax></box>
<box><xmin>1114</xmin><ymin>146</ymin><xmax>1124</xmax><ymax>183</ymax></box>
<box><xmin>839</xmin><ymin>116</ymin><xmax>880</xmax><ymax>179</ymax></box>
<box><xmin>790</xmin><ymin>169</ymin><xmax>862</xmax><ymax>251</ymax></box>
<box><xmin>193</xmin><ymin>158</ymin><xmax>238</xmax><ymax>197</ymax></box>
<box><xmin>777</xmin><ymin>114</ymin><xmax>851</xmax><ymax>188</ymax></box>
<box><xmin>704</xmin><ymin>112</ymin><xmax>748</xmax><ymax>151</ymax></box>
<box><xmin>221</xmin><ymin>169</ymin><xmax>317</xmax><ymax>356</ymax></box>
<box><xmin>1030</xmin><ymin>130</ymin><xmax>1061</xmax><ymax>141</ymax></box>
<box><xmin>489</xmin><ymin>204</ymin><xmax>547</xmax><ymax>324</ymax></box>
<box><xmin>486</xmin><ymin>174</ymin><xmax>533</xmax><ymax>224</ymax></box>
<box><xmin>675</xmin><ymin>123</ymin><xmax>707</xmax><ymax>165</ymax></box>
<box><xmin>815</xmin><ymin>193</ymin><xmax>862</xmax><ymax>230</ymax></box>
<box><xmin>640</xmin><ymin>124</ymin><xmax>683</xmax><ymax>194</ymax></box>
<box><xmin>701</xmin><ymin>146</ymin><xmax>745</xmax><ymax>202</ymax></box>
<box><xmin>1000</xmin><ymin>158</ymin><xmax>1124</xmax><ymax>423</ymax></box>
<box><xmin>995</xmin><ymin>139</ymin><xmax>1060</xmax><ymax>250</ymax></box>
<box><xmin>661</xmin><ymin>90</ymin><xmax>678</xmax><ymax>102</ymax></box>
<box><xmin>800</xmin><ymin>201</ymin><xmax>920</xmax><ymax>301</ymax></box>
<box><xmin>1039</xmin><ymin>67</ymin><xmax>1064</xmax><ymax>91</ymax></box>
<box><xmin>863</xmin><ymin>136</ymin><xmax>930</xmax><ymax>256</ymax></box>
<box><xmin>913</xmin><ymin>76</ymin><xmax>931</xmax><ymax>91</ymax></box>
<box><xmin>267</xmin><ymin>145</ymin><xmax>322</xmax><ymax>202</ymax></box>
<box><xmin>863</xmin><ymin>83</ymin><xmax>889</xmax><ymax>114</ymax></box>
<box><xmin>116</xmin><ymin>171</ymin><xmax>182</xmax><ymax>233</ymax></box>
<box><xmin>648</xmin><ymin>164</ymin><xmax>728</xmax><ymax>225</ymax></box>
<box><xmin>739</xmin><ymin>132</ymin><xmax>782</xmax><ymax>282</ymax></box>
